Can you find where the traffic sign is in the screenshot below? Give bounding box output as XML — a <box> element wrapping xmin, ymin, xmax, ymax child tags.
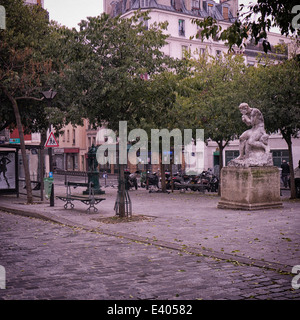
<box><xmin>9</xmin><ymin>138</ymin><xmax>20</xmax><ymax>144</ymax></box>
<box><xmin>45</xmin><ymin>132</ymin><xmax>59</xmax><ymax>147</ymax></box>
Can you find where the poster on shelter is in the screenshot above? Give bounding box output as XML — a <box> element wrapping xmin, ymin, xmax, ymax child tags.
<box><xmin>0</xmin><ymin>151</ymin><xmax>16</xmax><ymax>190</ymax></box>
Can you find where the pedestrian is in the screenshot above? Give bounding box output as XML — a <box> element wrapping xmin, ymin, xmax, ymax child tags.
<box><xmin>281</xmin><ymin>160</ymin><xmax>290</xmax><ymax>188</ymax></box>
<box><xmin>294</xmin><ymin>160</ymin><xmax>300</xmax><ymax>198</ymax></box>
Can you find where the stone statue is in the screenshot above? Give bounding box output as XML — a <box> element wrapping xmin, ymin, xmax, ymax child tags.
<box><xmin>228</xmin><ymin>103</ymin><xmax>273</xmax><ymax>167</ymax></box>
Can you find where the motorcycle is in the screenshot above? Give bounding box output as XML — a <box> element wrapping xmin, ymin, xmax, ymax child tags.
<box><xmin>198</xmin><ymin>170</ymin><xmax>219</xmax><ymax>192</ymax></box>
<box><xmin>171</xmin><ymin>172</ymin><xmax>191</xmax><ymax>190</ymax></box>
<box><xmin>208</xmin><ymin>174</ymin><xmax>219</xmax><ymax>192</ymax></box>
<box><xmin>124</xmin><ymin>170</ymin><xmax>138</xmax><ymax>190</ymax></box>
<box><xmin>140</xmin><ymin>171</ymin><xmax>159</xmax><ymax>189</ymax></box>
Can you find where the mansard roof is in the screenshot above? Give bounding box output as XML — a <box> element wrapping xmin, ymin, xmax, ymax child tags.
<box><xmin>111</xmin><ymin>0</ymin><xmax>235</xmax><ymax>22</ymax></box>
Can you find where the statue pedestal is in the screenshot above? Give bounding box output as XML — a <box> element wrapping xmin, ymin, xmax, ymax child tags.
<box><xmin>218</xmin><ymin>166</ymin><xmax>282</xmax><ymax>210</ymax></box>
<box><xmin>83</xmin><ymin>172</ymin><xmax>105</xmax><ymax>195</ymax></box>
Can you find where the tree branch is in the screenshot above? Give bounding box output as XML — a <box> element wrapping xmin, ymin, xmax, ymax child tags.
<box><xmin>15</xmin><ymin>96</ymin><xmax>45</xmax><ymax>101</ymax></box>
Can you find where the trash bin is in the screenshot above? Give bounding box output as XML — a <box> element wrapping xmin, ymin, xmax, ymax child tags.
<box><xmin>44</xmin><ymin>177</ymin><xmax>54</xmax><ymax>200</ymax></box>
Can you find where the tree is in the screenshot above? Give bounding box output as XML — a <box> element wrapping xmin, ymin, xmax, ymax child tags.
<box><xmin>67</xmin><ymin>12</ymin><xmax>172</xmax><ymax>132</ymax></box>
<box><xmin>0</xmin><ymin>0</ymin><xmax>54</xmax><ymax>203</ymax></box>
<box><xmin>175</xmin><ymin>53</ymin><xmax>248</xmax><ymax>194</ymax></box>
<box><xmin>66</xmin><ymin>12</ymin><xmax>178</xmax><ymax>212</ymax></box>
<box><xmin>193</xmin><ymin>0</ymin><xmax>300</xmax><ymax>53</ymax></box>
<box><xmin>0</xmin><ymin>0</ymin><xmax>84</xmax><ymax>203</ymax></box>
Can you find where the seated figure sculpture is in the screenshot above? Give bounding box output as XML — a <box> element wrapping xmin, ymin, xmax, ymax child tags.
<box><xmin>228</xmin><ymin>103</ymin><xmax>273</xmax><ymax>167</ymax></box>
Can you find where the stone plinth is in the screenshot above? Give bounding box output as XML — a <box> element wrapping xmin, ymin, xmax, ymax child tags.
<box><xmin>218</xmin><ymin>166</ymin><xmax>282</xmax><ymax>210</ymax></box>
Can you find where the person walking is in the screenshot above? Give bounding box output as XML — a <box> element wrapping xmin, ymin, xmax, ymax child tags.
<box><xmin>281</xmin><ymin>160</ymin><xmax>290</xmax><ymax>189</ymax></box>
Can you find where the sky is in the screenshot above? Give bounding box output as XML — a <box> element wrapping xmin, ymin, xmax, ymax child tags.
<box><xmin>44</xmin><ymin>0</ymin><xmax>257</xmax><ymax>30</ymax></box>
<box><xmin>44</xmin><ymin>0</ymin><xmax>103</xmax><ymax>29</ymax></box>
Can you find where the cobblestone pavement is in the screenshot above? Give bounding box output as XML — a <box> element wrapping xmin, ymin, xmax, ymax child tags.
<box><xmin>0</xmin><ymin>210</ymin><xmax>299</xmax><ymax>301</ymax></box>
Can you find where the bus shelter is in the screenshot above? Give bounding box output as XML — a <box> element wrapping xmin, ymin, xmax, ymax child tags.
<box><xmin>0</xmin><ymin>144</ymin><xmax>44</xmax><ymax>200</ymax></box>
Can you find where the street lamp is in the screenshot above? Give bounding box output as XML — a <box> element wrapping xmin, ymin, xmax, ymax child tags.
<box><xmin>41</xmin><ymin>89</ymin><xmax>57</xmax><ymax>207</ymax></box>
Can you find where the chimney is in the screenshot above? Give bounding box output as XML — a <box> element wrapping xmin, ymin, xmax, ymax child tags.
<box><xmin>200</xmin><ymin>0</ymin><xmax>203</xmax><ymax>11</ymax></box>
<box><xmin>185</xmin><ymin>0</ymin><xmax>191</xmax><ymax>11</ymax></box>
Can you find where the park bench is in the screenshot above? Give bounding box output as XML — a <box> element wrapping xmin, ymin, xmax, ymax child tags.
<box><xmin>56</xmin><ymin>181</ymin><xmax>106</xmax><ymax>213</ymax></box>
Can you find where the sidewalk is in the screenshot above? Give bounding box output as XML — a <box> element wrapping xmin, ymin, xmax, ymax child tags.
<box><xmin>0</xmin><ymin>183</ymin><xmax>299</xmax><ymax>274</ymax></box>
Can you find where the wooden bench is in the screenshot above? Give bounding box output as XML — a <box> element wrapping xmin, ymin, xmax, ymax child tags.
<box><xmin>56</xmin><ymin>181</ymin><xmax>106</xmax><ymax>213</ymax></box>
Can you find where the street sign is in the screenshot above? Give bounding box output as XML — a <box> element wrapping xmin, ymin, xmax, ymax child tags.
<box><xmin>9</xmin><ymin>138</ymin><xmax>20</xmax><ymax>144</ymax></box>
<box><xmin>45</xmin><ymin>132</ymin><xmax>59</xmax><ymax>148</ymax></box>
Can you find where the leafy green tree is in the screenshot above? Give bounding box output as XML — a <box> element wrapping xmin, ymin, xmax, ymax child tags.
<box><xmin>175</xmin><ymin>53</ymin><xmax>248</xmax><ymax>193</ymax></box>
<box><xmin>0</xmin><ymin>0</ymin><xmax>54</xmax><ymax>203</ymax></box>
<box><xmin>193</xmin><ymin>0</ymin><xmax>299</xmax><ymax>53</ymax></box>
<box><xmin>66</xmin><ymin>12</ymin><xmax>173</xmax><ymax>132</ymax></box>
<box><xmin>64</xmin><ymin>12</ymin><xmax>179</xmax><ymax>210</ymax></box>
<box><xmin>0</xmin><ymin>0</ymin><xmax>85</xmax><ymax>203</ymax></box>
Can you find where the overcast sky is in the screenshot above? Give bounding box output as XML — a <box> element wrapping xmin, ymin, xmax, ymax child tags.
<box><xmin>44</xmin><ymin>0</ymin><xmax>257</xmax><ymax>30</ymax></box>
<box><xmin>44</xmin><ymin>0</ymin><xmax>103</xmax><ymax>29</ymax></box>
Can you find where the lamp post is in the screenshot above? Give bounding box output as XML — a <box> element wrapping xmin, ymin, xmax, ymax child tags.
<box><xmin>41</xmin><ymin>89</ymin><xmax>57</xmax><ymax>207</ymax></box>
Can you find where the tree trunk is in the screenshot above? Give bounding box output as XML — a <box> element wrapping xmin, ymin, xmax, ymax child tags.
<box><xmin>160</xmin><ymin>153</ymin><xmax>166</xmax><ymax>192</ymax></box>
<box><xmin>6</xmin><ymin>92</ymin><xmax>33</xmax><ymax>204</ymax></box>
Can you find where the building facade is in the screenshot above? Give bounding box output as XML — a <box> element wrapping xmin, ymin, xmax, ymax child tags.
<box><xmin>24</xmin><ymin>0</ymin><xmax>44</xmax><ymax>6</ymax></box>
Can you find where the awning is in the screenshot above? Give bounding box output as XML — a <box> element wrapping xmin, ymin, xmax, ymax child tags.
<box><xmin>64</xmin><ymin>148</ymin><xmax>79</xmax><ymax>153</ymax></box>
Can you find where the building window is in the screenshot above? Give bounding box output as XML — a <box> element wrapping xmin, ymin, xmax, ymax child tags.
<box><xmin>271</xmin><ymin>150</ymin><xmax>289</xmax><ymax>167</ymax></box>
<box><xmin>192</xmin><ymin>0</ymin><xmax>199</xmax><ymax>9</ymax></box>
<box><xmin>199</xmin><ymin>47</ymin><xmax>206</xmax><ymax>56</ymax></box>
<box><xmin>225</xmin><ymin>150</ymin><xmax>239</xmax><ymax>165</ymax></box>
<box><xmin>178</xmin><ymin>19</ymin><xmax>185</xmax><ymax>37</ymax></box>
<box><xmin>72</xmin><ymin>129</ymin><xmax>76</xmax><ymax>145</ymax></box>
<box><xmin>140</xmin><ymin>0</ymin><xmax>149</xmax><ymax>7</ymax></box>
<box><xmin>207</xmin><ymin>3</ymin><xmax>214</xmax><ymax>16</ymax></box>
<box><xmin>182</xmin><ymin>45</ymin><xmax>188</xmax><ymax>58</ymax></box>
<box><xmin>139</xmin><ymin>16</ymin><xmax>148</xmax><ymax>30</ymax></box>
<box><xmin>223</xmin><ymin>6</ymin><xmax>229</xmax><ymax>20</ymax></box>
<box><xmin>216</xmin><ymin>49</ymin><xmax>222</xmax><ymax>57</ymax></box>
<box><xmin>67</xmin><ymin>130</ymin><xmax>70</xmax><ymax>142</ymax></box>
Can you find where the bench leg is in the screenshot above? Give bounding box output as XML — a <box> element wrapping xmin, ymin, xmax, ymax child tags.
<box><xmin>86</xmin><ymin>203</ymin><xmax>98</xmax><ymax>213</ymax></box>
<box><xmin>64</xmin><ymin>200</ymin><xmax>74</xmax><ymax>210</ymax></box>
